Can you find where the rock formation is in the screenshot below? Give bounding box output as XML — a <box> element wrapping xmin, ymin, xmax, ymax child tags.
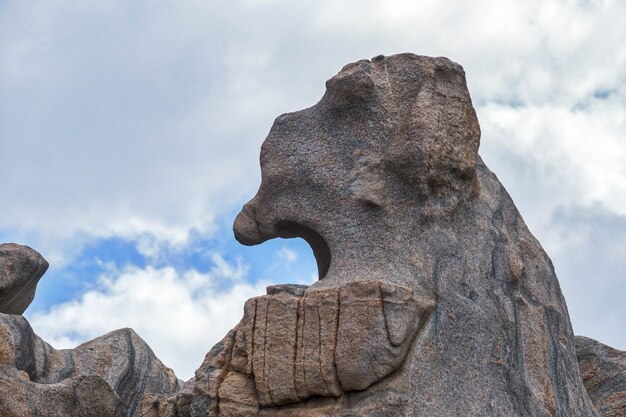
<box><xmin>0</xmin><ymin>246</ymin><xmax>180</xmax><ymax>416</ymax></box>
<box><xmin>576</xmin><ymin>336</ymin><xmax>626</xmax><ymax>417</ymax></box>
<box><xmin>3</xmin><ymin>53</ymin><xmax>625</xmax><ymax>417</ymax></box>
<box><xmin>140</xmin><ymin>53</ymin><xmax>607</xmax><ymax>416</ymax></box>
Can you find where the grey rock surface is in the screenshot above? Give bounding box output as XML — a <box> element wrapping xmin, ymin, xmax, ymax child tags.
<box><xmin>141</xmin><ymin>53</ymin><xmax>600</xmax><ymax>416</ymax></box>
<box><xmin>575</xmin><ymin>336</ymin><xmax>626</xmax><ymax>417</ymax></box>
<box><xmin>0</xmin><ymin>243</ymin><xmax>48</xmax><ymax>314</ymax></box>
<box><xmin>0</xmin><ymin>312</ymin><xmax>179</xmax><ymax>416</ymax></box>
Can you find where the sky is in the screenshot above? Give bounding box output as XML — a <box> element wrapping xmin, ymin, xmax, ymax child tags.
<box><xmin>1</xmin><ymin>0</ymin><xmax>625</xmax><ymax>380</ymax></box>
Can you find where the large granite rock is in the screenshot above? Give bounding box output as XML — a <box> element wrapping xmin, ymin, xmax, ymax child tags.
<box><xmin>141</xmin><ymin>53</ymin><xmax>600</xmax><ymax>416</ymax></box>
<box><xmin>575</xmin><ymin>336</ymin><xmax>626</xmax><ymax>417</ymax></box>
<box><xmin>0</xmin><ymin>243</ymin><xmax>48</xmax><ymax>314</ymax></box>
<box><xmin>0</xmin><ymin>313</ymin><xmax>179</xmax><ymax>416</ymax></box>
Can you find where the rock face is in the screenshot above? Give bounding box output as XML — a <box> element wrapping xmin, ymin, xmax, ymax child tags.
<box><xmin>0</xmin><ymin>243</ymin><xmax>48</xmax><ymax>314</ymax></box>
<box><xmin>142</xmin><ymin>53</ymin><xmax>600</xmax><ymax>416</ymax></box>
<box><xmin>576</xmin><ymin>336</ymin><xmax>626</xmax><ymax>417</ymax></box>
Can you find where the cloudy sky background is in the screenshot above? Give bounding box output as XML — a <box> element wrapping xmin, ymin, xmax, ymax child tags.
<box><xmin>1</xmin><ymin>0</ymin><xmax>624</xmax><ymax>379</ymax></box>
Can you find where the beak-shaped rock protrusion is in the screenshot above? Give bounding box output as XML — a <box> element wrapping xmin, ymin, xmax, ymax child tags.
<box><xmin>233</xmin><ymin>204</ymin><xmax>264</xmax><ymax>246</ymax></box>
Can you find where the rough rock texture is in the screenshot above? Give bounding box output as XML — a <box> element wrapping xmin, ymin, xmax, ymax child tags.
<box><xmin>0</xmin><ymin>243</ymin><xmax>48</xmax><ymax>314</ymax></box>
<box><xmin>0</xmin><ymin>309</ymin><xmax>179</xmax><ymax>416</ymax></box>
<box><xmin>141</xmin><ymin>53</ymin><xmax>600</xmax><ymax>416</ymax></box>
<box><xmin>575</xmin><ymin>336</ymin><xmax>626</xmax><ymax>417</ymax></box>
<box><xmin>158</xmin><ymin>280</ymin><xmax>434</xmax><ymax>416</ymax></box>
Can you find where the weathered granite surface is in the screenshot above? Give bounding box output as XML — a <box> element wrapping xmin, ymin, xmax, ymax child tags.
<box><xmin>0</xmin><ymin>243</ymin><xmax>48</xmax><ymax>314</ymax></box>
<box><xmin>141</xmin><ymin>53</ymin><xmax>601</xmax><ymax>416</ymax></box>
<box><xmin>576</xmin><ymin>336</ymin><xmax>626</xmax><ymax>417</ymax></box>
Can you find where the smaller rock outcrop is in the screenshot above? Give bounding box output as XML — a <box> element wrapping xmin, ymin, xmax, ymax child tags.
<box><xmin>575</xmin><ymin>336</ymin><xmax>626</xmax><ymax>417</ymax></box>
<box><xmin>0</xmin><ymin>244</ymin><xmax>180</xmax><ymax>417</ymax></box>
<box><xmin>0</xmin><ymin>313</ymin><xmax>179</xmax><ymax>416</ymax></box>
<box><xmin>0</xmin><ymin>243</ymin><xmax>48</xmax><ymax>314</ymax></box>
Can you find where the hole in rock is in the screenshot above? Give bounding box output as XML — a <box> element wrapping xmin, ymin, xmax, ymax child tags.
<box><xmin>236</xmin><ymin>235</ymin><xmax>322</xmax><ymax>285</ymax></box>
<box><xmin>274</xmin><ymin>221</ymin><xmax>331</xmax><ymax>280</ymax></box>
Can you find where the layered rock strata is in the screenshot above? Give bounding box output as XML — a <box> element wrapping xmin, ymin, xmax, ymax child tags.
<box><xmin>141</xmin><ymin>53</ymin><xmax>602</xmax><ymax>416</ymax></box>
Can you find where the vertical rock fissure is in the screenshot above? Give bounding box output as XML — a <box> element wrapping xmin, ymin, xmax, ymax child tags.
<box><xmin>250</xmin><ymin>298</ymin><xmax>258</xmax><ymax>377</ymax></box>
<box><xmin>334</xmin><ymin>288</ymin><xmax>344</xmax><ymax>392</ymax></box>
<box><xmin>293</xmin><ymin>294</ymin><xmax>302</xmax><ymax>401</ymax></box>
<box><xmin>263</xmin><ymin>300</ymin><xmax>274</xmax><ymax>406</ymax></box>
<box><xmin>316</xmin><ymin>303</ymin><xmax>331</xmax><ymax>395</ymax></box>
<box><xmin>377</xmin><ymin>282</ymin><xmax>393</xmax><ymax>346</ymax></box>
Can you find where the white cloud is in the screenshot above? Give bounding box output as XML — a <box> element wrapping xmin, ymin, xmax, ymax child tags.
<box><xmin>0</xmin><ymin>1</ymin><xmax>267</xmax><ymax>265</ymax></box>
<box><xmin>546</xmin><ymin>205</ymin><xmax>626</xmax><ymax>350</ymax></box>
<box><xmin>28</xmin><ymin>255</ymin><xmax>266</xmax><ymax>380</ymax></box>
<box><xmin>478</xmin><ymin>91</ymin><xmax>626</xmax><ymax>226</ymax></box>
<box><xmin>277</xmin><ymin>246</ymin><xmax>298</xmax><ymax>264</ymax></box>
